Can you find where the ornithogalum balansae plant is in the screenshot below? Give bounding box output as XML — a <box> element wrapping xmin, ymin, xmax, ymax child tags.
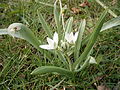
<box><xmin>0</xmin><ymin>0</ymin><xmax>120</xmax><ymax>80</ymax></box>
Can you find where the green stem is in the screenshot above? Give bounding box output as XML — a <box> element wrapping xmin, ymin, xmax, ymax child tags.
<box><xmin>65</xmin><ymin>54</ymin><xmax>72</xmax><ymax>71</ymax></box>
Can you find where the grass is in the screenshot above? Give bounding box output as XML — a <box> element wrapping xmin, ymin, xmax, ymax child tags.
<box><xmin>0</xmin><ymin>0</ymin><xmax>120</xmax><ymax>89</ymax></box>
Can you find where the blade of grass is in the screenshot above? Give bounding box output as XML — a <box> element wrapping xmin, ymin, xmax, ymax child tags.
<box><xmin>74</xmin><ymin>19</ymin><xmax>86</xmax><ymax>60</ymax></box>
<box><xmin>95</xmin><ymin>0</ymin><xmax>117</xmax><ymax>17</ymax></box>
<box><xmin>35</xmin><ymin>0</ymin><xmax>54</xmax><ymax>7</ymax></box>
<box><xmin>0</xmin><ymin>56</ymin><xmax>15</xmax><ymax>77</ymax></box>
<box><xmin>73</xmin><ymin>10</ymin><xmax>108</xmax><ymax>70</ymax></box>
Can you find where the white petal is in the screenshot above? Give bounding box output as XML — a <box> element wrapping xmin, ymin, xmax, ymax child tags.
<box><xmin>53</xmin><ymin>32</ymin><xmax>58</xmax><ymax>45</ymax></box>
<box><xmin>70</xmin><ymin>32</ymin><xmax>75</xmax><ymax>43</ymax></box>
<box><xmin>73</xmin><ymin>32</ymin><xmax>79</xmax><ymax>43</ymax></box>
<box><xmin>47</xmin><ymin>37</ymin><xmax>54</xmax><ymax>47</ymax></box>
<box><xmin>65</xmin><ymin>32</ymin><xmax>73</xmax><ymax>43</ymax></box>
<box><xmin>39</xmin><ymin>45</ymin><xmax>54</xmax><ymax>50</ymax></box>
<box><xmin>89</xmin><ymin>56</ymin><xmax>97</xmax><ymax>64</ymax></box>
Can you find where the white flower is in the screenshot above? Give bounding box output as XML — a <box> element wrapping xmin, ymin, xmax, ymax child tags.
<box><xmin>39</xmin><ymin>32</ymin><xmax>58</xmax><ymax>50</ymax></box>
<box><xmin>65</xmin><ymin>32</ymin><xmax>78</xmax><ymax>44</ymax></box>
<box><xmin>89</xmin><ymin>56</ymin><xmax>97</xmax><ymax>64</ymax></box>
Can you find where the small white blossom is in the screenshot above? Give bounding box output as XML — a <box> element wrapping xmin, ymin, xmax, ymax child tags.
<box><xmin>65</xmin><ymin>32</ymin><xmax>78</xmax><ymax>44</ymax></box>
<box><xmin>40</xmin><ymin>32</ymin><xmax>58</xmax><ymax>50</ymax></box>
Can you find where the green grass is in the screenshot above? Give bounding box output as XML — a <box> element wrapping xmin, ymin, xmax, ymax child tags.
<box><xmin>0</xmin><ymin>0</ymin><xmax>120</xmax><ymax>89</ymax></box>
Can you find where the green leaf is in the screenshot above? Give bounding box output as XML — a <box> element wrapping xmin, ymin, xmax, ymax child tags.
<box><xmin>37</xmin><ymin>12</ymin><xmax>52</xmax><ymax>38</ymax></box>
<box><xmin>73</xmin><ymin>10</ymin><xmax>108</xmax><ymax>70</ymax></box>
<box><xmin>56</xmin><ymin>50</ymin><xmax>68</xmax><ymax>67</ymax></box>
<box><xmin>65</xmin><ymin>17</ymin><xmax>73</xmax><ymax>33</ymax></box>
<box><xmin>31</xmin><ymin>66</ymin><xmax>74</xmax><ymax>78</ymax></box>
<box><xmin>74</xmin><ymin>19</ymin><xmax>86</xmax><ymax>60</ymax></box>
<box><xmin>54</xmin><ymin>0</ymin><xmax>61</xmax><ymax>33</ymax></box>
<box><xmin>75</xmin><ymin>56</ymin><xmax>90</xmax><ymax>72</ymax></box>
<box><xmin>101</xmin><ymin>16</ymin><xmax>120</xmax><ymax>31</ymax></box>
<box><xmin>0</xmin><ymin>29</ymin><xmax>8</xmax><ymax>35</ymax></box>
<box><xmin>82</xmin><ymin>16</ymin><xmax>120</xmax><ymax>47</ymax></box>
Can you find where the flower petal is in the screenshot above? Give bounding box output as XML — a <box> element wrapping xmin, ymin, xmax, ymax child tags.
<box><xmin>65</xmin><ymin>32</ymin><xmax>73</xmax><ymax>43</ymax></box>
<box><xmin>53</xmin><ymin>32</ymin><xmax>58</xmax><ymax>45</ymax></box>
<box><xmin>47</xmin><ymin>37</ymin><xmax>54</xmax><ymax>47</ymax></box>
<box><xmin>73</xmin><ymin>31</ymin><xmax>79</xmax><ymax>43</ymax></box>
<box><xmin>39</xmin><ymin>45</ymin><xmax>54</xmax><ymax>50</ymax></box>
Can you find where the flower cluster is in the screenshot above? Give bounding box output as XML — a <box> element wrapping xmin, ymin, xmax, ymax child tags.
<box><xmin>39</xmin><ymin>32</ymin><xmax>78</xmax><ymax>50</ymax></box>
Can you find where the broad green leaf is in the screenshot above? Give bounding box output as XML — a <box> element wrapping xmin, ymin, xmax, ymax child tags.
<box><xmin>16</xmin><ymin>24</ymin><xmax>51</xmax><ymax>59</ymax></box>
<box><xmin>37</xmin><ymin>12</ymin><xmax>52</xmax><ymax>38</ymax></box>
<box><xmin>31</xmin><ymin>66</ymin><xmax>74</xmax><ymax>78</ymax></box>
<box><xmin>82</xmin><ymin>16</ymin><xmax>120</xmax><ymax>47</ymax></box>
<box><xmin>101</xmin><ymin>16</ymin><xmax>120</xmax><ymax>31</ymax></box>
<box><xmin>74</xmin><ymin>19</ymin><xmax>86</xmax><ymax>60</ymax></box>
<box><xmin>73</xmin><ymin>10</ymin><xmax>108</xmax><ymax>70</ymax></box>
<box><xmin>65</xmin><ymin>17</ymin><xmax>73</xmax><ymax>33</ymax></box>
<box><xmin>0</xmin><ymin>29</ymin><xmax>8</xmax><ymax>35</ymax></box>
<box><xmin>15</xmin><ymin>24</ymin><xmax>41</xmax><ymax>50</ymax></box>
<box><xmin>6</xmin><ymin>23</ymin><xmax>51</xmax><ymax>60</ymax></box>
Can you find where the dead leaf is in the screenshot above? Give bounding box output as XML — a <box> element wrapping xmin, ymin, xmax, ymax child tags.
<box><xmin>61</xmin><ymin>86</ymin><xmax>75</xmax><ymax>90</ymax></box>
<box><xmin>111</xmin><ymin>0</ymin><xmax>117</xmax><ymax>5</ymax></box>
<box><xmin>97</xmin><ymin>85</ymin><xmax>110</xmax><ymax>90</ymax></box>
<box><xmin>71</xmin><ymin>7</ymin><xmax>81</xmax><ymax>14</ymax></box>
<box><xmin>79</xmin><ymin>1</ymin><xmax>90</xmax><ymax>7</ymax></box>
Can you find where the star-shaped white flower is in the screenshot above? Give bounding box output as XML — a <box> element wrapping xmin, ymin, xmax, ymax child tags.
<box><xmin>65</xmin><ymin>32</ymin><xmax>78</xmax><ymax>44</ymax></box>
<box><xmin>39</xmin><ymin>32</ymin><xmax>58</xmax><ymax>50</ymax></box>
